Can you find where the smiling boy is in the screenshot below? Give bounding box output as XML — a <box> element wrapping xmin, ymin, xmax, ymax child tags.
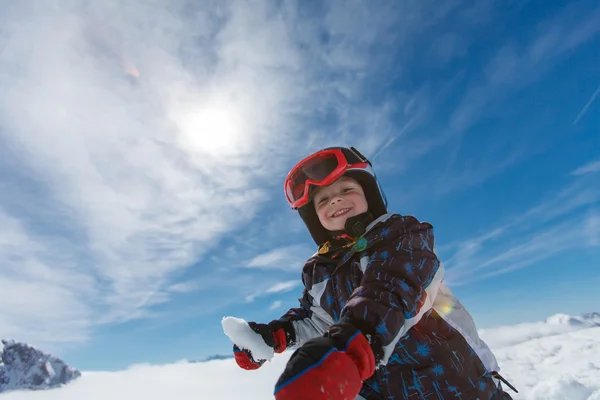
<box><xmin>231</xmin><ymin>146</ymin><xmax>515</xmax><ymax>400</ymax></box>
<box><xmin>313</xmin><ymin>176</ymin><xmax>369</xmax><ymax>231</ymax></box>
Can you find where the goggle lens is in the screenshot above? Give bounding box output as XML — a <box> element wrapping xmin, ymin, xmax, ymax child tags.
<box><xmin>286</xmin><ymin>153</ymin><xmax>340</xmax><ymax>203</ymax></box>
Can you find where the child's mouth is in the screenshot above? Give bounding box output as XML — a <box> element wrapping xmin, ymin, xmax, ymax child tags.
<box><xmin>331</xmin><ymin>208</ymin><xmax>351</xmax><ymax>218</ymax></box>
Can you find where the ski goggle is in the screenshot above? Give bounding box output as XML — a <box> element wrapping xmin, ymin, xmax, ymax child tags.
<box><xmin>284</xmin><ymin>147</ymin><xmax>370</xmax><ymax>209</ymax></box>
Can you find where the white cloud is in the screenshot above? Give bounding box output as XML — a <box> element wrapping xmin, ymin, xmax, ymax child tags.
<box><xmin>269</xmin><ymin>301</ymin><xmax>282</xmax><ymax>310</ymax></box>
<box><xmin>246</xmin><ymin>245</ymin><xmax>313</xmax><ymax>270</ymax></box>
<box><xmin>1</xmin><ymin>4</ymin><xmax>598</xmax><ymax>397</ymax></box>
<box><xmin>0</xmin><ymin>1</ymin><xmax>307</xmax><ymax>343</ymax></box>
<box><xmin>265</xmin><ymin>281</ymin><xmax>299</xmax><ymax>294</ymax></box>
<box><xmin>0</xmin><ymin>210</ymin><xmax>94</xmax><ymax>348</ymax></box>
<box><xmin>245</xmin><ymin>280</ymin><xmax>300</xmax><ymax>303</ymax></box>
<box><xmin>3</xmin><ymin>0</ymin><xmax>581</xmax><ymax>354</ymax></box>
<box><xmin>2</xmin><ymin>0</ymin><xmax>425</xmax><ymax>348</ymax></box>
<box><xmin>167</xmin><ymin>283</ymin><xmax>199</xmax><ymax>294</ymax></box>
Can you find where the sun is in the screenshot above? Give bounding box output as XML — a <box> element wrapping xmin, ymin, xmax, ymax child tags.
<box><xmin>176</xmin><ymin>106</ymin><xmax>243</xmax><ymax>156</ymax></box>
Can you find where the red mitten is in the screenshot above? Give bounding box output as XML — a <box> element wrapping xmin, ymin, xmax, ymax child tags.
<box><xmin>274</xmin><ymin>322</ymin><xmax>375</xmax><ymax>400</ymax></box>
<box><xmin>233</xmin><ymin>345</ymin><xmax>265</xmax><ymax>370</ymax></box>
<box><xmin>233</xmin><ymin>321</ymin><xmax>293</xmax><ymax>370</ymax></box>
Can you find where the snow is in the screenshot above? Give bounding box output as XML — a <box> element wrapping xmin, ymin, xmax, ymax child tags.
<box><xmin>44</xmin><ymin>362</ymin><xmax>55</xmax><ymax>378</ymax></box>
<box><xmin>480</xmin><ymin>319</ymin><xmax>586</xmax><ymax>349</ymax></box>
<box><xmin>529</xmin><ymin>377</ymin><xmax>594</xmax><ymax>400</ymax></box>
<box><xmin>490</xmin><ymin>326</ymin><xmax>600</xmax><ymax>399</ymax></box>
<box><xmin>221</xmin><ymin>316</ymin><xmax>275</xmax><ymax>361</ymax></box>
<box><xmin>1</xmin><ymin>312</ymin><xmax>599</xmax><ymax>399</ymax></box>
<box><xmin>545</xmin><ymin>312</ymin><xmax>600</xmax><ymax>327</ymax></box>
<box><xmin>0</xmin><ymin>358</ymin><xmax>291</xmax><ymax>400</ymax></box>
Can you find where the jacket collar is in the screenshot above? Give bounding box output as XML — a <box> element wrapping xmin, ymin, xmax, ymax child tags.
<box><xmin>315</xmin><ymin>213</ymin><xmax>394</xmax><ymax>260</ymax></box>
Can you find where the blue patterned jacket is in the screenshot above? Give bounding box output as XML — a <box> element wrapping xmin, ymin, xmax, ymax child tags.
<box><xmin>279</xmin><ymin>213</ymin><xmax>513</xmax><ymax>400</ymax></box>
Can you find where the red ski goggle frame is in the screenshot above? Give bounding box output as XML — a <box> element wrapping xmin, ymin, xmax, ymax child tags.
<box><xmin>284</xmin><ymin>147</ymin><xmax>370</xmax><ymax>209</ymax></box>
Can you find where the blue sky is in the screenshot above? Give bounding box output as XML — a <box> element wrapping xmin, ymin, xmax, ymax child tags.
<box><xmin>0</xmin><ymin>0</ymin><xmax>598</xmax><ymax>371</ymax></box>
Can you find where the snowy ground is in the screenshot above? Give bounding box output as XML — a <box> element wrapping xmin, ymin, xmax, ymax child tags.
<box><xmin>3</xmin><ymin>314</ymin><xmax>600</xmax><ymax>400</ymax></box>
<box><xmin>485</xmin><ymin>323</ymin><xmax>600</xmax><ymax>399</ymax></box>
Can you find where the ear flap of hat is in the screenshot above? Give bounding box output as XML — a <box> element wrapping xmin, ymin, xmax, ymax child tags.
<box><xmin>343</xmin><ymin>170</ymin><xmax>387</xmax><ymax>219</ymax></box>
<box><xmin>298</xmin><ymin>205</ymin><xmax>330</xmax><ymax>246</ymax></box>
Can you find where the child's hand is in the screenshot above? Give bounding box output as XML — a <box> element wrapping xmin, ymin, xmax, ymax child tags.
<box><xmin>274</xmin><ymin>320</ymin><xmax>375</xmax><ymax>400</ymax></box>
<box><xmin>232</xmin><ymin>343</ymin><xmax>265</xmax><ymax>370</ymax></box>
<box><xmin>231</xmin><ymin>321</ymin><xmax>289</xmax><ymax>370</ymax></box>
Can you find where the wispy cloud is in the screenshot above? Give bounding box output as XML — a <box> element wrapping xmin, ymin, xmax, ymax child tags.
<box><xmin>245</xmin><ymin>280</ymin><xmax>300</xmax><ymax>302</ymax></box>
<box><xmin>573</xmin><ymin>84</ymin><xmax>600</xmax><ymax>125</ymax></box>
<box><xmin>0</xmin><ymin>1</ymin><xmax>306</xmax><ymax>338</ymax></box>
<box><xmin>434</xmin><ymin>144</ymin><xmax>529</xmax><ymax>196</ymax></box>
<box><xmin>586</xmin><ymin>209</ymin><xmax>600</xmax><ymax>247</ymax></box>
<box><xmin>0</xmin><ymin>209</ymin><xmax>94</xmax><ymax>348</ymax></box>
<box><xmin>245</xmin><ymin>245</ymin><xmax>313</xmax><ymax>270</ymax></box>
<box><xmin>444</xmin><ymin>172</ymin><xmax>600</xmax><ymax>286</ymax></box>
<box><xmin>167</xmin><ymin>283</ymin><xmax>200</xmax><ymax>294</ymax></box>
<box><xmin>450</xmin><ymin>5</ymin><xmax>600</xmax><ymax>133</ymax></box>
<box><xmin>269</xmin><ymin>301</ymin><xmax>282</xmax><ymax>310</ymax></box>
<box><xmin>2</xmin><ymin>0</ymin><xmax>594</xmax><ymax>357</ymax></box>
<box><xmin>571</xmin><ymin>158</ymin><xmax>600</xmax><ymax>176</ymax></box>
<box><xmin>265</xmin><ymin>281</ymin><xmax>300</xmax><ymax>294</ymax></box>
<box><xmin>1</xmin><ymin>1</ymin><xmax>428</xmax><ymax>347</ymax></box>
<box><xmin>422</xmin><ymin>5</ymin><xmax>600</xmax><ymax>199</ymax></box>
<box><xmin>370</xmin><ymin>96</ymin><xmax>427</xmax><ymax>162</ymax></box>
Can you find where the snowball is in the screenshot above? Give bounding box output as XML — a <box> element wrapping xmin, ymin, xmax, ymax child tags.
<box><xmin>221</xmin><ymin>317</ymin><xmax>274</xmax><ymax>361</ymax></box>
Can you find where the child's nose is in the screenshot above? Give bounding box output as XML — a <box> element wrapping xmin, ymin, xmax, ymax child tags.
<box><xmin>329</xmin><ymin>196</ymin><xmax>343</xmax><ymax>205</ymax></box>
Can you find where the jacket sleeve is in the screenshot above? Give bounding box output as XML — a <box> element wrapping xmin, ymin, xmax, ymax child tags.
<box><xmin>277</xmin><ymin>286</ymin><xmax>333</xmax><ymax>348</ymax></box>
<box><xmin>340</xmin><ymin>215</ymin><xmax>444</xmax><ymax>365</ymax></box>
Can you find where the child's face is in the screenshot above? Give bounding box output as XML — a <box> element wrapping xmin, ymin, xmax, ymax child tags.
<box><xmin>313</xmin><ymin>176</ymin><xmax>369</xmax><ymax>232</ymax></box>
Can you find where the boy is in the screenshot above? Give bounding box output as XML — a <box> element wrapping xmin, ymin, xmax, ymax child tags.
<box><xmin>232</xmin><ymin>146</ymin><xmax>515</xmax><ymax>400</ymax></box>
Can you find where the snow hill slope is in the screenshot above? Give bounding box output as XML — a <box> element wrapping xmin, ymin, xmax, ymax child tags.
<box><xmin>2</xmin><ymin>312</ymin><xmax>599</xmax><ymax>400</ymax></box>
<box><xmin>494</xmin><ymin>327</ymin><xmax>600</xmax><ymax>399</ymax></box>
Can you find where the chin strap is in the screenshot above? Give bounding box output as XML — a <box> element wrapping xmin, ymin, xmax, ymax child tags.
<box><xmin>343</xmin><ymin>211</ymin><xmax>374</xmax><ymax>238</ymax></box>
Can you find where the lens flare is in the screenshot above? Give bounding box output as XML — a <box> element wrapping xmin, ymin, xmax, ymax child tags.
<box><xmin>436</xmin><ymin>297</ymin><xmax>455</xmax><ymax>315</ymax></box>
<box><xmin>124</xmin><ymin>62</ymin><xmax>140</xmax><ymax>78</ymax></box>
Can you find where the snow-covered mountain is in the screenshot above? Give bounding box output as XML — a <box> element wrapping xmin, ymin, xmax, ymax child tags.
<box><xmin>0</xmin><ymin>340</ymin><xmax>80</xmax><ymax>393</ymax></box>
<box><xmin>545</xmin><ymin>312</ymin><xmax>600</xmax><ymax>327</ymax></box>
<box><xmin>201</xmin><ymin>354</ymin><xmax>234</xmax><ymax>362</ymax></box>
<box><xmin>478</xmin><ymin>311</ymin><xmax>600</xmax><ymax>349</ymax></box>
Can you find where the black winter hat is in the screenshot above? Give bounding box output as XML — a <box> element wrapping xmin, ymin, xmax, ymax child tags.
<box><xmin>291</xmin><ymin>147</ymin><xmax>388</xmax><ymax>246</ymax></box>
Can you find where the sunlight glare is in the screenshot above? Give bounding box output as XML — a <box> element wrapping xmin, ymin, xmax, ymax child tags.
<box><xmin>176</xmin><ymin>107</ymin><xmax>243</xmax><ymax>156</ymax></box>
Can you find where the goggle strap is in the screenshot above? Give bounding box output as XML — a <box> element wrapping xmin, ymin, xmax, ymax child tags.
<box><xmin>285</xmin><ymin>147</ymin><xmax>373</xmax><ymax>208</ymax></box>
<box><xmin>348</xmin><ymin>146</ymin><xmax>371</xmax><ymax>166</ymax></box>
